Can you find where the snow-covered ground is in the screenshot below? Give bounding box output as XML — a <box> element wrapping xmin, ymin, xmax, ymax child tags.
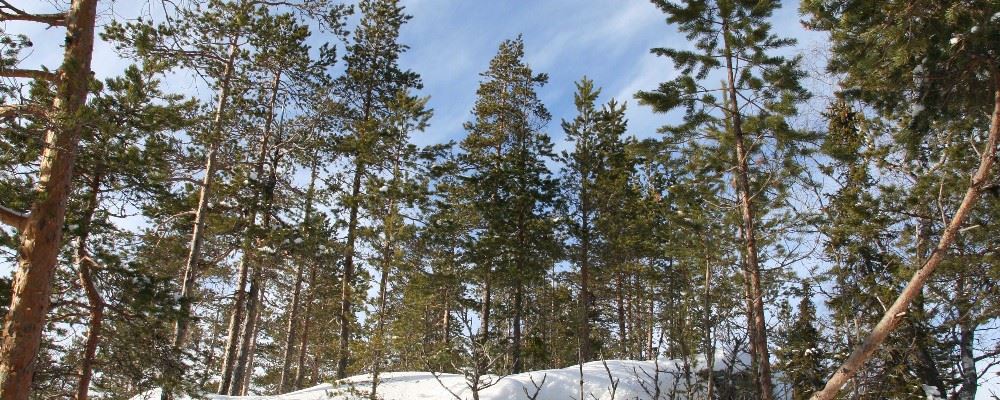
<box><xmin>132</xmin><ymin>356</ymin><xmax>749</xmax><ymax>400</ymax></box>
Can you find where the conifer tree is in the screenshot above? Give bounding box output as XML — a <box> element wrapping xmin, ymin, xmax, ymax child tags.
<box><xmin>0</xmin><ymin>1</ymin><xmax>99</xmax><ymax>398</ymax></box>
<box><xmin>331</xmin><ymin>0</ymin><xmax>422</xmax><ymax>379</ymax></box>
<box><xmin>776</xmin><ymin>282</ymin><xmax>826</xmax><ymax>400</ymax></box>
<box><xmin>460</xmin><ymin>36</ymin><xmax>558</xmax><ymax>374</ymax></box>
<box><xmin>802</xmin><ymin>2</ymin><xmax>1000</xmax><ymax>398</ymax></box>
<box><xmin>637</xmin><ymin>1</ymin><xmax>809</xmax><ymax>397</ymax></box>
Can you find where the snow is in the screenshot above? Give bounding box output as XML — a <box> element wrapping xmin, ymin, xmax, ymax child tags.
<box><xmin>950</xmin><ymin>36</ymin><xmax>961</xmax><ymax>46</ymax></box>
<box><xmin>130</xmin><ymin>356</ymin><xmax>750</xmax><ymax>400</ymax></box>
<box><xmin>920</xmin><ymin>383</ymin><xmax>943</xmax><ymax>400</ymax></box>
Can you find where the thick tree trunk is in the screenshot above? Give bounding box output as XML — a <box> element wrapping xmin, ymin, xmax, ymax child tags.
<box><xmin>0</xmin><ymin>1</ymin><xmax>97</xmax><ymax>399</ymax></box>
<box><xmin>74</xmin><ymin>165</ymin><xmax>104</xmax><ymax>400</ymax></box>
<box><xmin>811</xmin><ymin>80</ymin><xmax>1000</xmax><ymax>400</ymax></box>
<box><xmin>722</xmin><ymin>18</ymin><xmax>774</xmax><ymax>400</ymax></box>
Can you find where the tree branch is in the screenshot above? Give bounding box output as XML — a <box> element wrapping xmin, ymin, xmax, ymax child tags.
<box><xmin>0</xmin><ymin>104</ymin><xmax>46</xmax><ymax>119</ymax></box>
<box><xmin>0</xmin><ymin>204</ymin><xmax>28</xmax><ymax>230</ymax></box>
<box><xmin>0</xmin><ymin>68</ymin><xmax>59</xmax><ymax>82</ymax></box>
<box><xmin>0</xmin><ymin>1</ymin><xmax>66</xmax><ymax>26</ymax></box>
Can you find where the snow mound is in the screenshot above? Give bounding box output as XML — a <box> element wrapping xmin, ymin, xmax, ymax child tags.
<box><xmin>132</xmin><ymin>355</ymin><xmax>747</xmax><ymax>400</ymax></box>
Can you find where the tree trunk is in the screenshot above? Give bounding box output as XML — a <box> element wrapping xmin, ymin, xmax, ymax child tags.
<box><xmin>336</xmin><ymin>158</ymin><xmax>363</xmax><ymax>379</ymax></box>
<box><xmin>171</xmin><ymin>40</ymin><xmax>238</xmax><ymax>351</ymax></box>
<box><xmin>230</xmin><ymin>273</ymin><xmax>261</xmax><ymax>395</ymax></box>
<box><xmin>811</xmin><ymin>79</ymin><xmax>1000</xmax><ymax>400</ymax></box>
<box><xmin>579</xmin><ymin>192</ymin><xmax>592</xmax><ymax>363</ymax></box>
<box><xmin>0</xmin><ymin>1</ymin><xmax>98</xmax><ymax>399</ymax></box>
<box><xmin>722</xmin><ymin>18</ymin><xmax>774</xmax><ymax>400</ymax></box>
<box><xmin>74</xmin><ymin>165</ymin><xmax>105</xmax><ymax>400</ymax></box>
<box><xmin>956</xmin><ymin>267</ymin><xmax>976</xmax><ymax>400</ymax></box>
<box><xmin>279</xmin><ymin>156</ymin><xmax>317</xmax><ymax>393</ymax></box>
<box><xmin>703</xmin><ymin>246</ymin><xmax>714</xmax><ymax>400</ymax></box>
<box><xmin>218</xmin><ymin>248</ymin><xmax>251</xmax><ymax>393</ymax></box>
<box><xmin>239</xmin><ymin>280</ymin><xmax>265</xmax><ymax>396</ymax></box>
<box><xmin>162</xmin><ymin>41</ymin><xmax>238</xmax><ymax>400</ymax></box>
<box><xmin>217</xmin><ymin>67</ymin><xmax>281</xmax><ymax>394</ymax></box>
<box><xmin>294</xmin><ymin>261</ymin><xmax>318</xmax><ymax>390</ymax></box>
<box><xmin>512</xmin><ymin>278</ymin><xmax>523</xmax><ymax>373</ymax></box>
<box><xmin>615</xmin><ymin>268</ymin><xmax>627</xmax><ymax>358</ymax></box>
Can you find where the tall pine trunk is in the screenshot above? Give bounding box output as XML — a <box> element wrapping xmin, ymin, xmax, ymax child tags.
<box><xmin>722</xmin><ymin>18</ymin><xmax>774</xmax><ymax>400</ymax></box>
<box><xmin>294</xmin><ymin>261</ymin><xmax>318</xmax><ymax>389</ymax></box>
<box><xmin>163</xmin><ymin>41</ymin><xmax>238</xmax><ymax>400</ymax></box>
<box><xmin>0</xmin><ymin>1</ymin><xmax>97</xmax><ymax>398</ymax></box>
<box><xmin>337</xmin><ymin>89</ymin><xmax>373</xmax><ymax>379</ymax></box>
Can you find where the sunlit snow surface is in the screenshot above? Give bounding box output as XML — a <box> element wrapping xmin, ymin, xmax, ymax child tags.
<box><xmin>132</xmin><ymin>356</ymin><xmax>751</xmax><ymax>400</ymax></box>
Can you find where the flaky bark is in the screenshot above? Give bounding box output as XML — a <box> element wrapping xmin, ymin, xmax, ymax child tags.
<box><xmin>0</xmin><ymin>1</ymin><xmax>97</xmax><ymax>399</ymax></box>
<box><xmin>811</xmin><ymin>80</ymin><xmax>1000</xmax><ymax>400</ymax></box>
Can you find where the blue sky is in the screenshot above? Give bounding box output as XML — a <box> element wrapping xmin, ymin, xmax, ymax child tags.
<box><xmin>13</xmin><ymin>0</ymin><xmax>829</xmax><ymax>150</ymax></box>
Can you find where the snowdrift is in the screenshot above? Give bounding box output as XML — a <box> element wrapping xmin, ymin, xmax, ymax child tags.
<box><xmin>133</xmin><ymin>356</ymin><xmax>750</xmax><ymax>400</ymax></box>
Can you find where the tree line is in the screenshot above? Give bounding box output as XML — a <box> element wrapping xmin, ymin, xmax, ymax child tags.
<box><xmin>0</xmin><ymin>0</ymin><xmax>998</xmax><ymax>399</ymax></box>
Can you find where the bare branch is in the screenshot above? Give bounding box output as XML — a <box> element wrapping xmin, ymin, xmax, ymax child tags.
<box><xmin>0</xmin><ymin>204</ymin><xmax>28</xmax><ymax>230</ymax></box>
<box><xmin>0</xmin><ymin>1</ymin><xmax>66</xmax><ymax>26</ymax></box>
<box><xmin>0</xmin><ymin>104</ymin><xmax>46</xmax><ymax>119</ymax></box>
<box><xmin>0</xmin><ymin>68</ymin><xmax>59</xmax><ymax>82</ymax></box>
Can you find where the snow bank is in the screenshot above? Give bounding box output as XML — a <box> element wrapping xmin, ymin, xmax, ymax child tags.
<box><xmin>132</xmin><ymin>355</ymin><xmax>748</xmax><ymax>400</ymax></box>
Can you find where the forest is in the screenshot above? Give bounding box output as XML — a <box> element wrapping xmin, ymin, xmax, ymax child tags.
<box><xmin>1</xmin><ymin>0</ymin><xmax>999</xmax><ymax>399</ymax></box>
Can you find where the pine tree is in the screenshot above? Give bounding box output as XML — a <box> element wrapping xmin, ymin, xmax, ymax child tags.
<box><xmin>637</xmin><ymin>1</ymin><xmax>810</xmax><ymax>397</ymax></box>
<box><xmin>460</xmin><ymin>36</ymin><xmax>558</xmax><ymax>374</ymax></box>
<box><xmin>0</xmin><ymin>1</ymin><xmax>99</xmax><ymax>398</ymax></box>
<box><xmin>331</xmin><ymin>0</ymin><xmax>423</xmax><ymax>379</ymax></box>
<box><xmin>802</xmin><ymin>2</ymin><xmax>1000</xmax><ymax>398</ymax></box>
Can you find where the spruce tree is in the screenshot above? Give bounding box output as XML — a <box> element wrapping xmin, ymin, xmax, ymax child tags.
<box><xmin>776</xmin><ymin>282</ymin><xmax>827</xmax><ymax>400</ymax></box>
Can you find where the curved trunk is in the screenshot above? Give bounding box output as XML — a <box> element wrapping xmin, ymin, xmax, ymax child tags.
<box><xmin>74</xmin><ymin>165</ymin><xmax>105</xmax><ymax>400</ymax></box>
